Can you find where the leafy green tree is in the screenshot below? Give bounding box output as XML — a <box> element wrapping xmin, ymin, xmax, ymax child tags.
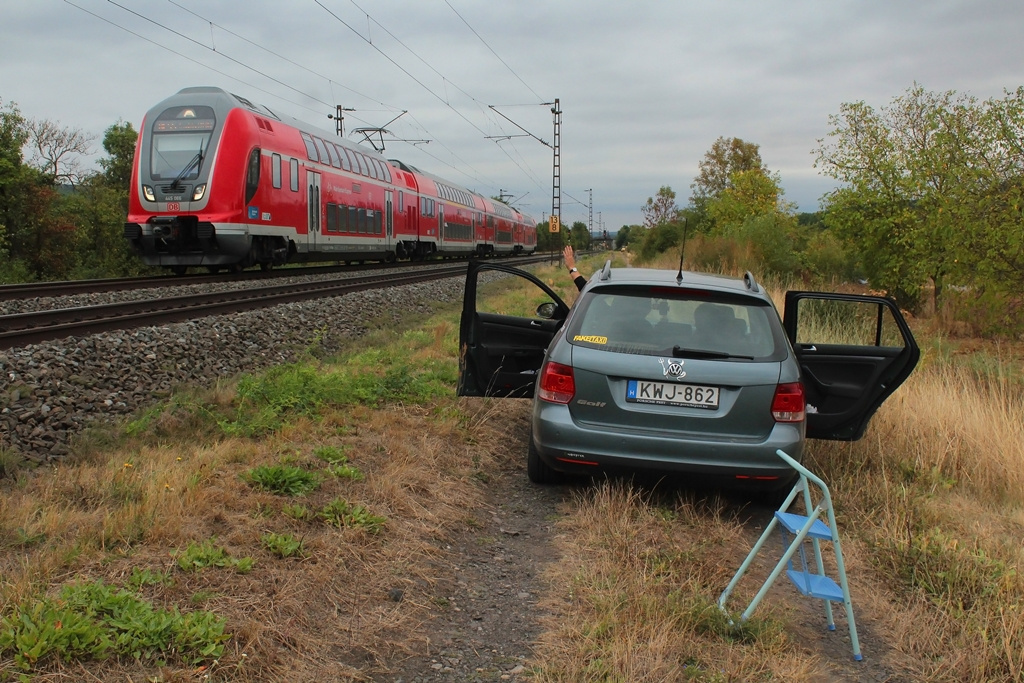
<box><xmin>690</xmin><ymin>137</ymin><xmax>765</xmax><ymax>231</ymax></box>
<box><xmin>99</xmin><ymin>120</ymin><xmax>137</xmax><ymax>191</ymax></box>
<box><xmin>636</xmin><ymin>221</ymin><xmax>687</xmax><ymax>262</ymax></box>
<box><xmin>568</xmin><ymin>220</ymin><xmax>591</xmax><ymax>252</ymax></box>
<box><xmin>706</xmin><ymin>169</ymin><xmax>789</xmax><ymax>232</ymax></box>
<box><xmin>814</xmin><ymin>84</ymin><xmax>995</xmax><ymax>310</ymax></box>
<box><xmin>640</xmin><ymin>186</ymin><xmax>680</xmax><ymax>228</ymax></box>
<box><xmin>614</xmin><ymin>224</ymin><xmax>645</xmax><ymax>251</ymax></box>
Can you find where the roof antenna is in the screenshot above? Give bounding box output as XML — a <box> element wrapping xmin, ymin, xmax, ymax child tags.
<box><xmin>675</xmin><ymin>216</ymin><xmax>688</xmax><ymax>285</ymax></box>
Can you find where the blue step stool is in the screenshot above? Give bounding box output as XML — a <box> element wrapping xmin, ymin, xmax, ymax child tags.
<box><xmin>718</xmin><ymin>449</ymin><xmax>862</xmax><ymax>661</ymax></box>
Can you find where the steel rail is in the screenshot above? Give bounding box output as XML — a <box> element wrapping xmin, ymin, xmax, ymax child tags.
<box><xmin>0</xmin><ymin>254</ymin><xmax>554</xmax><ymax>301</ymax></box>
<box><xmin>0</xmin><ymin>264</ymin><xmax>474</xmax><ymax>350</ymax></box>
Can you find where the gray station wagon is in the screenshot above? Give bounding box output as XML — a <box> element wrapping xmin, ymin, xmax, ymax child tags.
<box><xmin>458</xmin><ymin>260</ymin><xmax>919</xmax><ymax>489</ymax></box>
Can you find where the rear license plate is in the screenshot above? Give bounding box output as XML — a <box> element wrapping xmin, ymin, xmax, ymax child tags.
<box><xmin>626</xmin><ymin>380</ymin><xmax>720</xmax><ymax>409</ymax></box>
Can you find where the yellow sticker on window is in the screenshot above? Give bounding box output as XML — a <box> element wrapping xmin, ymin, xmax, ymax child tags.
<box><xmin>574</xmin><ymin>335</ymin><xmax>608</xmax><ymax>344</ymax></box>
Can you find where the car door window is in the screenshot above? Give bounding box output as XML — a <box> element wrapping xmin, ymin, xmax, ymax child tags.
<box><xmin>792</xmin><ymin>298</ymin><xmax>908</xmax><ymax>349</ymax></box>
<box><xmin>784</xmin><ymin>292</ymin><xmax>919</xmax><ymax>441</ymax></box>
<box><xmin>458</xmin><ymin>262</ymin><xmax>570</xmax><ymax>398</ymax></box>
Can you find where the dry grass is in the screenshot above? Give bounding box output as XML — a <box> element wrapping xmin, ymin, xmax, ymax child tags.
<box><xmin>0</xmin><ymin>319</ymin><xmax>518</xmax><ymax>681</ymax></box>
<box><xmin>6</xmin><ymin>258</ymin><xmax>1024</xmax><ymax>681</ymax></box>
<box><xmin>522</xmin><ymin>259</ymin><xmax>1024</xmax><ymax>681</ymax></box>
<box><xmin>530</xmin><ymin>481</ymin><xmax>822</xmax><ymax>681</ymax></box>
<box><xmin>804</xmin><ymin>351</ymin><xmax>1024</xmax><ymax>682</ymax></box>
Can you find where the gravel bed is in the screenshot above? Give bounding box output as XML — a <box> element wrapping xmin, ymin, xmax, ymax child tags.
<box><xmin>0</xmin><ymin>273</ymin><xmax>475</xmax><ymax>464</ymax></box>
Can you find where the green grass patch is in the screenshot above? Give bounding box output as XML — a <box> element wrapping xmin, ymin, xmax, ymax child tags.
<box><xmin>319</xmin><ymin>498</ymin><xmax>386</xmax><ymax>533</ymax></box>
<box><xmin>261</xmin><ymin>532</ymin><xmax>306</xmax><ymax>559</ymax></box>
<box><xmin>219</xmin><ymin>339</ymin><xmax>458</xmax><ymax>437</ymax></box>
<box><xmin>242</xmin><ymin>464</ymin><xmax>320</xmax><ymax>496</ymax></box>
<box><xmin>0</xmin><ymin>579</ymin><xmax>228</xmax><ymax>671</ymax></box>
<box><xmin>174</xmin><ymin>539</ymin><xmax>255</xmax><ymax>573</ymax></box>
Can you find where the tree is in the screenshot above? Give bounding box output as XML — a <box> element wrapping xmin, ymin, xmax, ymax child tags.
<box><xmin>0</xmin><ymin>98</ymin><xmax>43</xmax><ymax>281</ymax></box>
<box><xmin>690</xmin><ymin>137</ymin><xmax>765</xmax><ymax>229</ymax></box>
<box><xmin>614</xmin><ymin>225</ymin><xmax>640</xmax><ymax>250</ymax></box>
<box><xmin>99</xmin><ymin>120</ymin><xmax>137</xmax><ymax>190</ymax></box>
<box><xmin>814</xmin><ymin>84</ymin><xmax>986</xmax><ymax>310</ymax></box>
<box><xmin>26</xmin><ymin>118</ymin><xmax>94</xmax><ymax>186</ymax></box>
<box><xmin>640</xmin><ymin>186</ymin><xmax>680</xmax><ymax>228</ymax></box>
<box><xmin>706</xmin><ymin>169</ymin><xmax>787</xmax><ymax>231</ymax></box>
<box><xmin>568</xmin><ymin>220</ymin><xmax>591</xmax><ymax>252</ymax></box>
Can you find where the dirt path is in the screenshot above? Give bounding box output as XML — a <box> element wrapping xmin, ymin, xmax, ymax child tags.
<box><xmin>386</xmin><ymin>411</ymin><xmax>907</xmax><ymax>682</ymax></box>
<box><xmin>388</xmin><ymin>414</ymin><xmax>568</xmax><ymax>682</ymax></box>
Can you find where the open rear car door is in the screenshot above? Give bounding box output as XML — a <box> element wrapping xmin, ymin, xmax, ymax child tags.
<box><xmin>458</xmin><ymin>260</ymin><xmax>570</xmax><ymax>398</ymax></box>
<box><xmin>783</xmin><ymin>291</ymin><xmax>920</xmax><ymax>441</ymax></box>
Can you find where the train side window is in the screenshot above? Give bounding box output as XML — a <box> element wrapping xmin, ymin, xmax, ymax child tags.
<box><xmin>356</xmin><ymin>153</ymin><xmax>370</xmax><ymax>177</ymax></box>
<box><xmin>326</xmin><ymin>142</ymin><xmax>341</xmax><ymax>168</ymax></box>
<box><xmin>289</xmin><ymin>158</ymin><xmax>299</xmax><ymax>192</ymax></box>
<box><xmin>380</xmin><ymin>161</ymin><xmax>392</xmax><ymax>183</ymax></box>
<box><xmin>272</xmin><ymin>153</ymin><xmax>282</xmax><ymax>189</ymax></box>
<box><xmin>343</xmin><ymin>148</ymin><xmax>358</xmax><ymax>173</ymax></box>
<box><xmin>245</xmin><ymin>148</ymin><xmax>261</xmax><ymax>204</ymax></box>
<box><xmin>398</xmin><ymin>190</ymin><xmax>404</xmax><ymax>212</ymax></box>
<box><xmin>367</xmin><ymin>158</ymin><xmax>379</xmax><ymax>180</ymax></box>
<box><xmin>300</xmin><ymin>132</ymin><xmax>318</xmax><ymax>162</ymax></box>
<box><xmin>338</xmin><ymin>145</ymin><xmax>351</xmax><ymax>172</ymax></box>
<box><xmin>326</xmin><ymin>203</ymin><xmax>339</xmax><ymax>232</ymax></box>
<box><xmin>348</xmin><ymin>206</ymin><xmax>358</xmax><ymax>233</ymax></box>
<box><xmin>313</xmin><ymin>137</ymin><xmax>331</xmax><ymax>166</ymax></box>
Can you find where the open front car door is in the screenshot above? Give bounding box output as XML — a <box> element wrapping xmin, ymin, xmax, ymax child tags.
<box><xmin>458</xmin><ymin>260</ymin><xmax>570</xmax><ymax>398</ymax></box>
<box><xmin>783</xmin><ymin>291</ymin><xmax>920</xmax><ymax>441</ymax></box>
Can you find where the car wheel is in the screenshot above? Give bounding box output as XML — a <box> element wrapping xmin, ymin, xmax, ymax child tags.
<box><xmin>527</xmin><ymin>437</ymin><xmax>563</xmax><ymax>484</ymax></box>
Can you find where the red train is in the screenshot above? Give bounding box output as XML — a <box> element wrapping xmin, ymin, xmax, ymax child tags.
<box><xmin>124</xmin><ymin>87</ymin><xmax>537</xmax><ymax>273</ymax></box>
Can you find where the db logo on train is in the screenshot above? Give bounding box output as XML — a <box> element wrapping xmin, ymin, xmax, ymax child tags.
<box><xmin>167</xmin><ymin>202</ymin><xmax>180</xmax><ymax>212</ymax></box>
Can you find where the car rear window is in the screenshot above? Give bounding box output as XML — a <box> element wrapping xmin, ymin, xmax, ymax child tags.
<box><xmin>567</xmin><ymin>286</ymin><xmax>785</xmax><ymax>361</ymax></box>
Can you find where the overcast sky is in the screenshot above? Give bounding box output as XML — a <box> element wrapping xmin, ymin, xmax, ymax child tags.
<box><xmin>5</xmin><ymin>0</ymin><xmax>1024</xmax><ymax>233</ymax></box>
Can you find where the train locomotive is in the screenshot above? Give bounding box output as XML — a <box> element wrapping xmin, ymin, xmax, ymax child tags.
<box><xmin>124</xmin><ymin>87</ymin><xmax>537</xmax><ymax>273</ymax></box>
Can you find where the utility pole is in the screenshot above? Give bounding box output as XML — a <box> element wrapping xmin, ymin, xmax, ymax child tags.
<box><xmin>329</xmin><ymin>105</ymin><xmax>355</xmax><ymax>137</ymax></box>
<box><xmin>551</xmin><ymin>98</ymin><xmax>561</xmax><ymax>259</ymax></box>
<box><xmin>587</xmin><ymin>188</ymin><xmax>593</xmax><ymax>246</ymax></box>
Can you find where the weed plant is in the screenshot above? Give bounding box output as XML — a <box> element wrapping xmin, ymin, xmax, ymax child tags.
<box><xmin>174</xmin><ymin>539</ymin><xmax>255</xmax><ymax>573</ymax></box>
<box><xmin>261</xmin><ymin>532</ymin><xmax>306</xmax><ymax>559</ymax></box>
<box><xmin>242</xmin><ymin>463</ymin><xmax>320</xmax><ymax>496</ymax></box>
<box><xmin>0</xmin><ymin>579</ymin><xmax>228</xmax><ymax>671</ymax></box>
<box><xmin>319</xmin><ymin>498</ymin><xmax>386</xmax><ymax>533</ymax></box>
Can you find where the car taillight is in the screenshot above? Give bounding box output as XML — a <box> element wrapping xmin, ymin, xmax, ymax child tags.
<box><xmin>538</xmin><ymin>361</ymin><xmax>575</xmax><ymax>404</ymax></box>
<box><xmin>771</xmin><ymin>382</ymin><xmax>805</xmax><ymax>422</ymax></box>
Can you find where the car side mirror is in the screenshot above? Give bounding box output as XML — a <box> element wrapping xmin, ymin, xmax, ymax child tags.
<box><xmin>536</xmin><ymin>302</ymin><xmax>557</xmax><ymax>319</ymax></box>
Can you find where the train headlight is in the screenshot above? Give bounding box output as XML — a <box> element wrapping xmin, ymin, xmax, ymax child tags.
<box><xmin>142</xmin><ymin>185</ymin><xmax>155</xmax><ymax>202</ymax></box>
<box><xmin>192</xmin><ymin>183</ymin><xmax>207</xmax><ymax>201</ymax></box>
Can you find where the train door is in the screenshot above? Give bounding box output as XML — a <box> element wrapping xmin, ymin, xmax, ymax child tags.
<box><xmin>385</xmin><ymin>190</ymin><xmax>394</xmax><ymax>250</ymax></box>
<box><xmin>438</xmin><ymin>203</ymin><xmax>445</xmax><ymax>249</ymax></box>
<box><xmin>306</xmin><ymin>171</ymin><xmax>321</xmax><ymax>249</ymax></box>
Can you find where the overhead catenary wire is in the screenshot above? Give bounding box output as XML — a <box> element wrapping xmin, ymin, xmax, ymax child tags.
<box><xmin>69</xmin><ymin>0</ymin><xmax>559</xmax><ymax>209</ymax></box>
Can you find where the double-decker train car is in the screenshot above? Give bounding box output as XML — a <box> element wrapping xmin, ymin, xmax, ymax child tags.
<box><xmin>124</xmin><ymin>87</ymin><xmax>536</xmax><ymax>273</ymax></box>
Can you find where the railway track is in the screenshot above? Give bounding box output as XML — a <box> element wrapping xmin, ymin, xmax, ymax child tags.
<box><xmin>0</xmin><ymin>254</ymin><xmax>558</xmax><ymax>301</ymax></box>
<box><xmin>0</xmin><ymin>255</ymin><xmax>553</xmax><ymax>350</ymax></box>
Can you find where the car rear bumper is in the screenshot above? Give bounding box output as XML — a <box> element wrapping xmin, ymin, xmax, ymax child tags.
<box><xmin>532</xmin><ymin>401</ymin><xmax>805</xmax><ymax>483</ymax></box>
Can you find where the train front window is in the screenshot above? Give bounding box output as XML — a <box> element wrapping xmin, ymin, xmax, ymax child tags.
<box><xmin>150</xmin><ymin>106</ymin><xmax>215</xmax><ymax>181</ymax></box>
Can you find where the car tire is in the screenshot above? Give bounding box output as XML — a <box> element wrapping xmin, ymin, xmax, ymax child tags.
<box><xmin>527</xmin><ymin>437</ymin><xmax>563</xmax><ymax>484</ymax></box>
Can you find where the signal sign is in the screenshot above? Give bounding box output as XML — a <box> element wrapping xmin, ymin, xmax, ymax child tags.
<box><xmin>550</xmin><ymin>215</ymin><xmax>560</xmax><ymax>233</ymax></box>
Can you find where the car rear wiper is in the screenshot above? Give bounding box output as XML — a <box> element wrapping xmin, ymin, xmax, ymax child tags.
<box><xmin>671</xmin><ymin>346</ymin><xmax>753</xmax><ymax>360</ymax></box>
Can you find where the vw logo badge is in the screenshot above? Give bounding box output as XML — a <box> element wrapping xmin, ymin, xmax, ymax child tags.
<box><xmin>659</xmin><ymin>358</ymin><xmax>686</xmax><ymax>380</ymax></box>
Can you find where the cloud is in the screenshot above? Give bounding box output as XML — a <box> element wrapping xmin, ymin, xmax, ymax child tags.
<box><xmin>5</xmin><ymin>0</ymin><xmax>1024</xmax><ymax>229</ymax></box>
